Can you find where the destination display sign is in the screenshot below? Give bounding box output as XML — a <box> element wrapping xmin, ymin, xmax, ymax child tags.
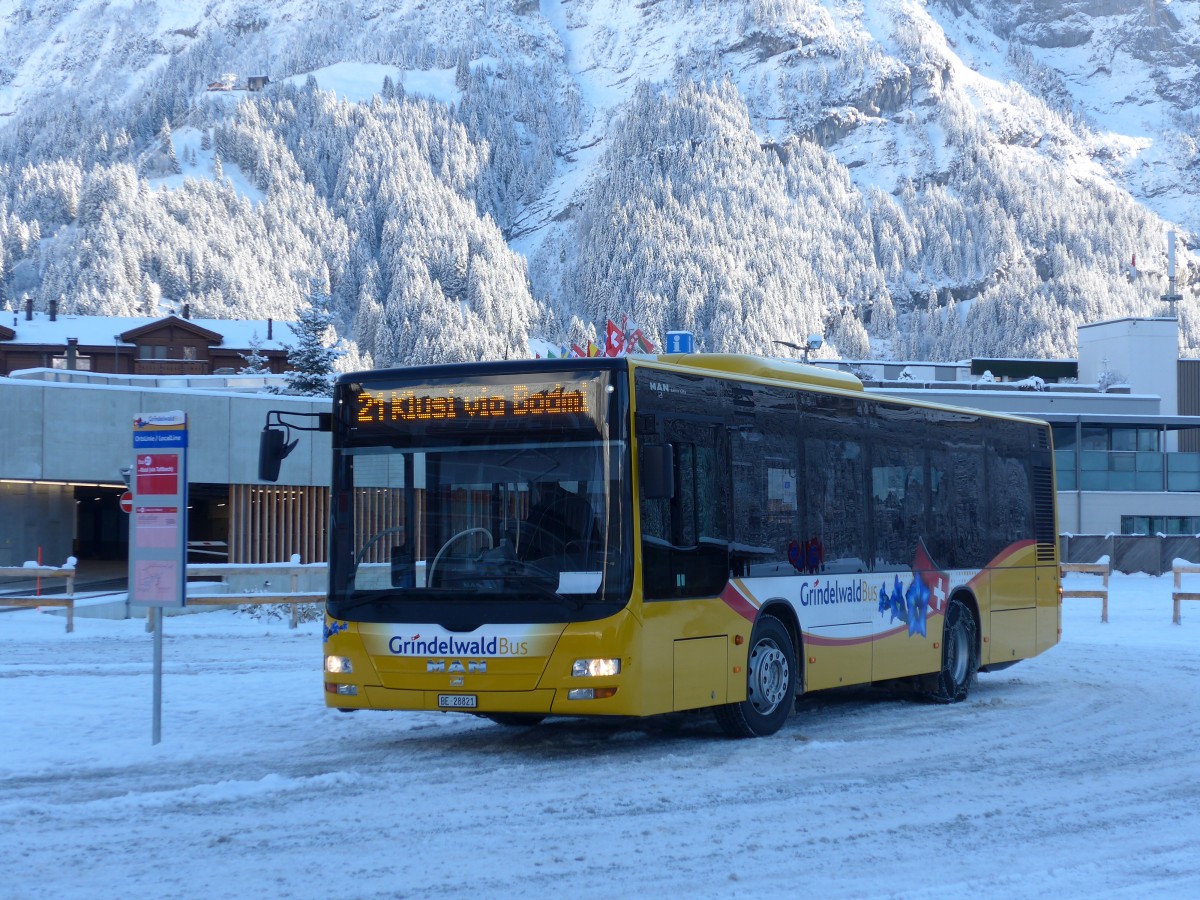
<box><xmin>352</xmin><ymin>377</ymin><xmax>602</xmax><ymax>429</ymax></box>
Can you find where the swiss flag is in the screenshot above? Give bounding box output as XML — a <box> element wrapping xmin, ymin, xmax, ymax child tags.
<box><xmin>911</xmin><ymin>539</ymin><xmax>949</xmax><ymax>615</ymax></box>
<box><xmin>605</xmin><ymin>319</ymin><xmax>626</xmax><ymax>357</ymax></box>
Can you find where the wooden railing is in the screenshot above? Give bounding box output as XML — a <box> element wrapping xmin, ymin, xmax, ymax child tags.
<box><xmin>1060</xmin><ymin>561</ymin><xmax>1110</xmax><ymax>624</ymax></box>
<box><xmin>174</xmin><ymin>562</ymin><xmax>328</xmax><ymax>630</ymax></box>
<box><xmin>0</xmin><ymin>562</ymin><xmax>78</xmax><ymax>633</ymax></box>
<box><xmin>1172</xmin><ymin>562</ymin><xmax>1200</xmax><ymax>626</ymax></box>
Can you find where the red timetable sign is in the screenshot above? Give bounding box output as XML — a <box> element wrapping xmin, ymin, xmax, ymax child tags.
<box><xmin>136</xmin><ymin>454</ymin><xmax>179</xmax><ymax>496</ymax></box>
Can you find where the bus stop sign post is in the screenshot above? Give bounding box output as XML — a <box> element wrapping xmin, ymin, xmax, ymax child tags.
<box><xmin>128</xmin><ymin>411</ymin><xmax>189</xmax><ymax>745</ymax></box>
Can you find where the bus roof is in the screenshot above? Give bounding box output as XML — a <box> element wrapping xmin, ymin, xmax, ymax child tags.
<box><xmin>635</xmin><ymin>354</ymin><xmax>1051</xmax><ymax>429</ymax></box>
<box><xmin>647</xmin><ymin>353</ymin><xmax>865</xmax><ymax>393</ymax></box>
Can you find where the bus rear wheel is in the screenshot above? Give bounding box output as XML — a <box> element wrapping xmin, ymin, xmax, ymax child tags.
<box><xmin>924</xmin><ymin>597</ymin><xmax>978</xmax><ymax>703</ymax></box>
<box><xmin>715</xmin><ymin>614</ymin><xmax>797</xmax><ymax>738</ymax></box>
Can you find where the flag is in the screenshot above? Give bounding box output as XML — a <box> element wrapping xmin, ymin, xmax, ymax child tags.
<box><xmin>605</xmin><ymin>319</ymin><xmax>625</xmax><ymax>356</ymax></box>
<box><xmin>571</xmin><ymin>343</ymin><xmax>586</xmax><ymax>358</ymax></box>
<box><xmin>623</xmin><ymin>319</ymin><xmax>640</xmax><ymax>354</ymax></box>
<box><xmin>587</xmin><ymin>340</ymin><xmax>602</xmax><ymax>357</ymax></box>
<box><xmin>626</xmin><ymin>326</ymin><xmax>655</xmax><ymax>354</ymax></box>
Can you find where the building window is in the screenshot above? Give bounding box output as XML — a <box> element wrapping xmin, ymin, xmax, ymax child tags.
<box><xmin>1121</xmin><ymin>515</ymin><xmax>1200</xmax><ymax>535</ymax></box>
<box><xmin>51</xmin><ymin>355</ymin><xmax>92</xmax><ymax>370</ymax></box>
<box><xmin>1051</xmin><ymin>425</ymin><xmax>1076</xmax><ymax>451</ymax></box>
<box><xmin>1110</xmin><ymin>428</ymin><xmax>1160</xmax><ymax>452</ymax></box>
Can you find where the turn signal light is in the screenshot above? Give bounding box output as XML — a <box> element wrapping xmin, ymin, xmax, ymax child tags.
<box><xmin>567</xmin><ymin>687</ymin><xmax>618</xmax><ymax>700</ymax></box>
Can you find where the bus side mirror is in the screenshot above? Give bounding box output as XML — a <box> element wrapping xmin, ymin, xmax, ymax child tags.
<box><xmin>641</xmin><ymin>443</ymin><xmax>675</xmax><ymax>499</ymax></box>
<box><xmin>258</xmin><ymin>427</ymin><xmax>297</xmax><ymax>482</ymax></box>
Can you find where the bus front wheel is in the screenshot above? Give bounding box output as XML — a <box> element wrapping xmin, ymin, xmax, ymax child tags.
<box><xmin>715</xmin><ymin>614</ymin><xmax>797</xmax><ymax>738</ymax></box>
<box><xmin>923</xmin><ymin>597</ymin><xmax>978</xmax><ymax>703</ymax></box>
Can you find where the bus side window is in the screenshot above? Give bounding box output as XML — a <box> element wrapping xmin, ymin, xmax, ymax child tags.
<box><xmin>803</xmin><ymin>436</ymin><xmax>869</xmax><ymax>573</ymax></box>
<box><xmin>730</xmin><ymin>429</ymin><xmax>800</xmax><ymax>576</ymax></box>
<box><xmin>869</xmin><ymin>444</ymin><xmax>926</xmax><ymax>571</ymax></box>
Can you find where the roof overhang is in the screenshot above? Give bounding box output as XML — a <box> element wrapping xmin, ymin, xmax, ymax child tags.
<box><xmin>118</xmin><ymin>315</ymin><xmax>224</xmax><ymax>344</ymax></box>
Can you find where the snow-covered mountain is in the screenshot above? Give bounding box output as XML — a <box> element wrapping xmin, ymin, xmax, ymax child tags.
<box><xmin>1</xmin><ymin>0</ymin><xmax>1198</xmax><ymax>364</ymax></box>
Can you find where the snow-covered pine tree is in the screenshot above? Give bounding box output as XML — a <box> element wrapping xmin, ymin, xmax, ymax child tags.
<box><xmin>278</xmin><ymin>282</ymin><xmax>344</xmax><ymax>395</ymax></box>
<box><xmin>239</xmin><ymin>330</ymin><xmax>271</xmax><ymax>374</ymax></box>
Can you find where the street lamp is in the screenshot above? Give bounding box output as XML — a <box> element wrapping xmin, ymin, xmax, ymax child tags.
<box><xmin>772</xmin><ymin>334</ymin><xmax>823</xmax><ymax>363</ymax></box>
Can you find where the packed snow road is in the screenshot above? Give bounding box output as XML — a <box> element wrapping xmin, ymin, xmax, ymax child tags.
<box><xmin>2</xmin><ymin>575</ymin><xmax>1199</xmax><ymax>898</ymax></box>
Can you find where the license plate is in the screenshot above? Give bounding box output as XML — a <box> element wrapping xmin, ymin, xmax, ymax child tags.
<box><xmin>437</xmin><ymin>694</ymin><xmax>477</xmax><ymax>709</ymax></box>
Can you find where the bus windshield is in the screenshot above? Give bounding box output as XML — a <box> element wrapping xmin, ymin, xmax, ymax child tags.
<box><xmin>328</xmin><ymin>368</ymin><xmax>632</xmax><ymax>626</ymax></box>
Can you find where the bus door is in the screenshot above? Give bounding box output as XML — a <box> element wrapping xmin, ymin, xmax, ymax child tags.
<box><xmin>639</xmin><ymin>417</ymin><xmax>733</xmax><ymax>713</ymax></box>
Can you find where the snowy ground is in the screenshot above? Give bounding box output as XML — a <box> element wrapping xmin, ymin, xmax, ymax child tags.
<box><xmin>3</xmin><ymin>574</ymin><xmax>1200</xmax><ymax>899</ymax></box>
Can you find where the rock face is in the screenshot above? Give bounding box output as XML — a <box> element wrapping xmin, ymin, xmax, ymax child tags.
<box><xmin>950</xmin><ymin>0</ymin><xmax>1200</xmax><ymax>238</ymax></box>
<box><xmin>987</xmin><ymin>0</ymin><xmax>1198</xmax><ymax>65</ymax></box>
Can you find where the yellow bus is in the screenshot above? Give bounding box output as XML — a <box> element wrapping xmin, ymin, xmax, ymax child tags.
<box><xmin>315</xmin><ymin>354</ymin><xmax>1060</xmax><ymax>736</ymax></box>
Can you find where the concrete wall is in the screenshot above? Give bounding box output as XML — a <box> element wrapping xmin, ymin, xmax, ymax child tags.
<box><xmin>1056</xmin><ymin>490</ymin><xmax>1200</xmax><ymax>535</ymax></box>
<box><xmin>1077</xmin><ymin>318</ymin><xmax>1179</xmax><ymax>448</ymax></box>
<box><xmin>0</xmin><ymin>377</ymin><xmax>332</xmax><ymax>562</ymax></box>
<box><xmin>0</xmin><ymin>481</ymin><xmax>74</xmax><ymax>567</ymax></box>
<box><xmin>0</xmin><ymin>378</ymin><xmax>331</xmax><ymax>487</ymax></box>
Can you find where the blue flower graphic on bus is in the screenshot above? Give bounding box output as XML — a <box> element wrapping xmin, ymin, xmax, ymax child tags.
<box><xmin>323</xmin><ymin>620</ymin><xmax>348</xmax><ymax>643</ymax></box>
<box><xmin>904</xmin><ymin>574</ymin><xmax>929</xmax><ymax>637</ymax></box>
<box><xmin>877</xmin><ymin>540</ymin><xmax>948</xmax><ymax>640</ymax></box>
<box><xmin>878</xmin><ymin>575</ymin><xmax>907</xmax><ymax>625</ymax></box>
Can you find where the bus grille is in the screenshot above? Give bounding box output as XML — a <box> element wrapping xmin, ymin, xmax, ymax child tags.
<box><xmin>1032</xmin><ymin>465</ymin><xmax>1056</xmax><ymax>562</ymax></box>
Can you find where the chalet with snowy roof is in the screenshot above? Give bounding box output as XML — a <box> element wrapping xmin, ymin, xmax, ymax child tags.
<box><xmin>0</xmin><ymin>298</ymin><xmax>296</xmax><ymax>377</ymax></box>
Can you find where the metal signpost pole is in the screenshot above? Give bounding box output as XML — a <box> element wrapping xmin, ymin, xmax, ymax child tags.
<box><xmin>153</xmin><ymin>608</ymin><xmax>163</xmax><ymax>743</ymax></box>
<box><xmin>128</xmin><ymin>411</ymin><xmax>189</xmax><ymax>746</ymax></box>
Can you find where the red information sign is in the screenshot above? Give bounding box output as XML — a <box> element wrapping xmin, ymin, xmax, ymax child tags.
<box><xmin>136</xmin><ymin>454</ymin><xmax>179</xmax><ymax>496</ymax></box>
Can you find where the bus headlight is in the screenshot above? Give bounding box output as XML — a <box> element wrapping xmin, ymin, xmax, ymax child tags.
<box><xmin>572</xmin><ymin>658</ymin><xmax>621</xmax><ymax>678</ymax></box>
<box><xmin>325</xmin><ymin>656</ymin><xmax>353</xmax><ymax>674</ymax></box>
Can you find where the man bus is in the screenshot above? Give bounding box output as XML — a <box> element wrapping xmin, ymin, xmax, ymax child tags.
<box><xmin>274</xmin><ymin>353</ymin><xmax>1059</xmax><ymax>737</ymax></box>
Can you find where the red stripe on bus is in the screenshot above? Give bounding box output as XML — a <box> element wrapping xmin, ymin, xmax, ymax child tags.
<box><xmin>720</xmin><ymin>581</ymin><xmax>759</xmax><ymax>622</ymax></box>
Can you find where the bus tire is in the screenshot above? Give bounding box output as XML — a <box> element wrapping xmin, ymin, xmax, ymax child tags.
<box><xmin>715</xmin><ymin>614</ymin><xmax>797</xmax><ymax>738</ymax></box>
<box><xmin>484</xmin><ymin>713</ymin><xmax>546</xmax><ymax>727</ymax></box>
<box><xmin>924</xmin><ymin>597</ymin><xmax>978</xmax><ymax>703</ymax></box>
